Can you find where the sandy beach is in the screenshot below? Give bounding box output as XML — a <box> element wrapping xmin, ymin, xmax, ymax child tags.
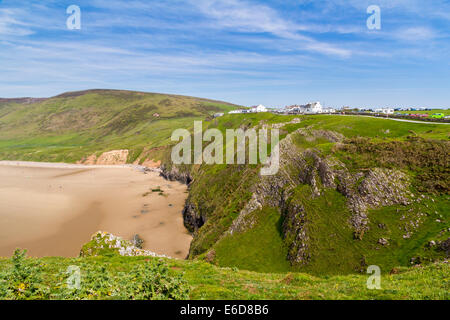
<box><xmin>0</xmin><ymin>161</ymin><xmax>192</xmax><ymax>258</ymax></box>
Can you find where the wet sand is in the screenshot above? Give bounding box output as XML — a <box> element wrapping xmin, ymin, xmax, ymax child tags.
<box><xmin>0</xmin><ymin>162</ymin><xmax>192</xmax><ymax>258</ymax></box>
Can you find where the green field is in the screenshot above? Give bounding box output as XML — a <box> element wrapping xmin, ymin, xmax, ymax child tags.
<box><xmin>0</xmin><ymin>251</ymin><xmax>448</xmax><ymax>300</ymax></box>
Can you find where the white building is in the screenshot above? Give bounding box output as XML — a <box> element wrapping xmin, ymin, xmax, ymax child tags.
<box><xmin>322</xmin><ymin>107</ymin><xmax>336</xmax><ymax>114</ymax></box>
<box><xmin>304</xmin><ymin>102</ymin><xmax>323</xmax><ymax>114</ymax></box>
<box><xmin>251</xmin><ymin>104</ymin><xmax>268</xmax><ymax>113</ymax></box>
<box><xmin>283</xmin><ymin>102</ymin><xmax>324</xmax><ymax>114</ymax></box>
<box><xmin>374</xmin><ymin>108</ymin><xmax>394</xmax><ymax>114</ymax></box>
<box><xmin>229</xmin><ymin>110</ymin><xmax>245</xmax><ymax>114</ymax></box>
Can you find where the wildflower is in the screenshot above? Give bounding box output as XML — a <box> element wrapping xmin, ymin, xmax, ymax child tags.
<box><xmin>18</xmin><ymin>283</ymin><xmax>26</xmax><ymax>292</ymax></box>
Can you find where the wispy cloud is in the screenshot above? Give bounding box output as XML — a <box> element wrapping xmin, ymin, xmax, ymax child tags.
<box><xmin>0</xmin><ymin>8</ymin><xmax>34</xmax><ymax>36</ymax></box>
<box><xmin>392</xmin><ymin>27</ymin><xmax>437</xmax><ymax>41</ymax></box>
<box><xmin>0</xmin><ymin>0</ymin><xmax>449</xmax><ymax>107</ymax></box>
<box><xmin>190</xmin><ymin>0</ymin><xmax>351</xmax><ymax>57</ymax></box>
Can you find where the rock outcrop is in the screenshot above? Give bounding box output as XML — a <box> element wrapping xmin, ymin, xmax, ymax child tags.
<box><xmin>283</xmin><ymin>201</ymin><xmax>310</xmax><ymax>265</ymax></box>
<box><xmin>80</xmin><ymin>231</ymin><xmax>170</xmax><ymax>258</ymax></box>
<box><xmin>78</xmin><ymin>150</ymin><xmax>129</xmax><ymax>165</ymax></box>
<box><xmin>222</xmin><ymin>128</ymin><xmax>412</xmax><ymax>265</ymax></box>
<box><xmin>160</xmin><ymin>164</ymin><xmax>192</xmax><ymax>185</ymax></box>
<box><xmin>227</xmin><ymin>128</ymin><xmax>305</xmax><ymax>235</ymax></box>
<box><xmin>182</xmin><ymin>203</ymin><xmax>205</xmax><ymax>233</ymax></box>
<box><xmin>440</xmin><ymin>238</ymin><xmax>450</xmax><ymax>257</ymax></box>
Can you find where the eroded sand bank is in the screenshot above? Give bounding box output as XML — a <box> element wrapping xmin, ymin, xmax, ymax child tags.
<box><xmin>0</xmin><ymin>161</ymin><xmax>192</xmax><ymax>258</ymax></box>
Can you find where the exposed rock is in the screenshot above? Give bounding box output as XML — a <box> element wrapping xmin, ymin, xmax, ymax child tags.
<box><xmin>312</xmin><ymin>129</ymin><xmax>344</xmax><ymax>143</ymax></box>
<box><xmin>78</xmin><ymin>150</ymin><xmax>129</xmax><ymax>165</ymax></box>
<box><xmin>97</xmin><ymin>150</ymin><xmax>129</xmax><ymax>165</ymax></box>
<box><xmin>166</xmin><ymin>126</ymin><xmax>415</xmax><ymax>268</ymax></box>
<box><xmin>225</xmin><ymin>128</ymin><xmax>306</xmax><ymax>236</ymax></box>
<box><xmin>228</xmin><ymin>194</ymin><xmax>262</xmax><ymax>235</ymax></box>
<box><xmin>292</xmin><ymin>149</ymin><xmax>410</xmax><ymax>240</ymax></box>
<box><xmin>439</xmin><ymin>238</ymin><xmax>450</xmax><ymax>257</ymax></box>
<box><xmin>182</xmin><ymin>203</ymin><xmax>205</xmax><ymax>233</ymax></box>
<box><xmin>269</xmin><ymin>117</ymin><xmax>301</xmax><ymax>129</ymax></box>
<box><xmin>160</xmin><ymin>164</ymin><xmax>192</xmax><ymax>185</ymax></box>
<box><xmin>283</xmin><ymin>201</ymin><xmax>310</xmax><ymax>265</ymax></box>
<box><xmin>346</xmin><ymin>168</ymin><xmax>410</xmax><ymax>238</ymax></box>
<box><xmin>80</xmin><ymin>231</ymin><xmax>169</xmax><ymax>258</ymax></box>
<box><xmin>222</xmin><ymin>127</ymin><xmax>411</xmax><ymax>265</ymax></box>
<box><xmin>131</xmin><ymin>234</ymin><xmax>144</xmax><ymax>249</ymax></box>
<box><xmin>223</xmin><ymin>129</ymin><xmax>344</xmax><ymax>264</ymax></box>
<box><xmin>205</xmin><ymin>249</ymin><xmax>216</xmax><ymax>264</ymax></box>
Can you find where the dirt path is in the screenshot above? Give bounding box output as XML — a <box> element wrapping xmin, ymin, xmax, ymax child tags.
<box><xmin>0</xmin><ymin>162</ymin><xmax>191</xmax><ymax>259</ymax></box>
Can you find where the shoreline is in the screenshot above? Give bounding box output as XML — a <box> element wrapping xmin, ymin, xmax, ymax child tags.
<box><xmin>0</xmin><ymin>160</ymin><xmax>162</xmax><ymax>172</ymax></box>
<box><xmin>0</xmin><ymin>161</ymin><xmax>191</xmax><ymax>259</ymax></box>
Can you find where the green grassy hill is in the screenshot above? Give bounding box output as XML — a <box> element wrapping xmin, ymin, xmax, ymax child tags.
<box><xmin>0</xmin><ymin>91</ymin><xmax>449</xmax><ymax>300</ymax></box>
<box><xmin>0</xmin><ymin>89</ymin><xmax>239</xmax><ymax>163</ymax></box>
<box><xmin>164</xmin><ymin>113</ymin><xmax>449</xmax><ymax>275</ymax></box>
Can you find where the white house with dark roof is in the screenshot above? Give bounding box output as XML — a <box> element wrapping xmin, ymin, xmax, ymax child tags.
<box><xmin>251</xmin><ymin>104</ymin><xmax>268</xmax><ymax>113</ymax></box>
<box><xmin>304</xmin><ymin>102</ymin><xmax>323</xmax><ymax>114</ymax></box>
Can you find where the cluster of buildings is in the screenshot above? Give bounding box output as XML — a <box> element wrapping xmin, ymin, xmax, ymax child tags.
<box><xmin>226</xmin><ymin>102</ymin><xmax>334</xmax><ymax>116</ymax></box>
<box><xmin>228</xmin><ymin>104</ymin><xmax>268</xmax><ymax>114</ymax></box>
<box><xmin>359</xmin><ymin>107</ymin><xmax>434</xmax><ymax>114</ymax></box>
<box><xmin>281</xmin><ymin>102</ymin><xmax>336</xmax><ymax>115</ymax></box>
<box><xmin>221</xmin><ymin>101</ymin><xmax>435</xmax><ymax>117</ymax></box>
<box><xmin>359</xmin><ymin>107</ymin><xmax>394</xmax><ymax>114</ymax></box>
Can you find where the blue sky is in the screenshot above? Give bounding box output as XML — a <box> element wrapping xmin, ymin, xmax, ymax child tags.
<box><xmin>0</xmin><ymin>0</ymin><xmax>449</xmax><ymax>108</ymax></box>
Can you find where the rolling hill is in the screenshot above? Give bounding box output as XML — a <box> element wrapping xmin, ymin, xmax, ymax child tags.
<box><xmin>0</xmin><ymin>89</ymin><xmax>239</xmax><ymax>163</ymax></box>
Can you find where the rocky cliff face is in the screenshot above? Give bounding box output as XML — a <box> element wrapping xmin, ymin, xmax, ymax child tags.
<box><xmin>159</xmin><ymin>164</ymin><xmax>202</xmax><ymax>234</ymax></box>
<box><xmin>182</xmin><ymin>203</ymin><xmax>205</xmax><ymax>233</ymax></box>
<box><xmin>160</xmin><ymin>164</ymin><xmax>192</xmax><ymax>185</ymax></box>
<box><xmin>159</xmin><ymin>122</ymin><xmax>440</xmax><ymax>270</ymax></box>
<box><xmin>78</xmin><ymin>150</ymin><xmax>129</xmax><ymax>165</ymax></box>
<box><xmin>283</xmin><ymin>200</ymin><xmax>310</xmax><ymax>265</ymax></box>
<box><xmin>223</xmin><ymin>127</ymin><xmax>412</xmax><ymax>266</ymax></box>
<box><xmin>293</xmin><ymin>151</ymin><xmax>411</xmax><ymax>240</ymax></box>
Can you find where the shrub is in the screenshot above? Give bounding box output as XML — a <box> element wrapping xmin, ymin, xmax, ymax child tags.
<box><xmin>53</xmin><ymin>260</ymin><xmax>189</xmax><ymax>300</ymax></box>
<box><xmin>0</xmin><ymin>249</ymin><xmax>50</xmax><ymax>300</ymax></box>
<box><xmin>124</xmin><ymin>260</ymin><xmax>190</xmax><ymax>300</ymax></box>
<box><xmin>336</xmin><ymin>137</ymin><xmax>449</xmax><ymax>194</ymax></box>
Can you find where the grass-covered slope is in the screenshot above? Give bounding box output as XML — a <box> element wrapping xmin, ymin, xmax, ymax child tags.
<box><xmin>1</xmin><ymin>94</ymin><xmax>448</xmax><ymax>288</ymax></box>
<box><xmin>169</xmin><ymin>113</ymin><xmax>449</xmax><ymax>275</ymax></box>
<box><xmin>0</xmin><ymin>250</ymin><xmax>448</xmax><ymax>300</ymax></box>
<box><xmin>0</xmin><ymin>89</ymin><xmax>239</xmax><ymax>163</ymax></box>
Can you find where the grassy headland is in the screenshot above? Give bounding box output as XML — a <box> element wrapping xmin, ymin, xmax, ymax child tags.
<box><xmin>0</xmin><ymin>90</ymin><xmax>448</xmax><ymax>300</ymax></box>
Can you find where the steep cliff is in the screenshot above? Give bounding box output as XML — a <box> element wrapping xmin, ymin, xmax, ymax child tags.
<box><xmin>162</xmin><ymin>114</ymin><xmax>449</xmax><ymax>274</ymax></box>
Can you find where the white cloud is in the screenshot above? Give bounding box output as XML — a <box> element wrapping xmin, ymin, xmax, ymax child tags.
<box><xmin>0</xmin><ymin>8</ymin><xmax>34</xmax><ymax>36</ymax></box>
<box><xmin>190</xmin><ymin>0</ymin><xmax>351</xmax><ymax>57</ymax></box>
<box><xmin>393</xmin><ymin>27</ymin><xmax>436</xmax><ymax>41</ymax></box>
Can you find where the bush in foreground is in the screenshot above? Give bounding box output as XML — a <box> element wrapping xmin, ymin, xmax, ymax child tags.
<box><xmin>0</xmin><ymin>250</ymin><xmax>189</xmax><ymax>300</ymax></box>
